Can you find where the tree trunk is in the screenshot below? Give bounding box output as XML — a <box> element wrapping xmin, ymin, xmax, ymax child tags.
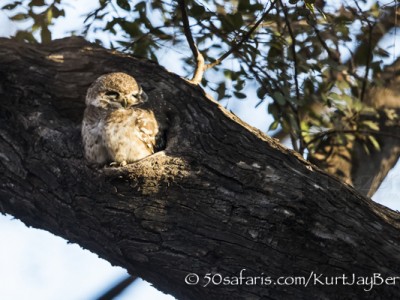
<box><xmin>355</xmin><ymin>60</ymin><xmax>400</xmax><ymax>197</ymax></box>
<box><xmin>1</xmin><ymin>37</ymin><xmax>400</xmax><ymax>299</ymax></box>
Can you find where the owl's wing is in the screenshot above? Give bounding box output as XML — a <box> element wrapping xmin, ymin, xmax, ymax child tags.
<box><xmin>135</xmin><ymin>110</ymin><xmax>159</xmax><ymax>153</ymax></box>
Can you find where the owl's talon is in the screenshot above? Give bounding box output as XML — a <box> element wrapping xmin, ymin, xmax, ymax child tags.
<box><xmin>109</xmin><ymin>161</ymin><xmax>127</xmax><ymax>167</ymax></box>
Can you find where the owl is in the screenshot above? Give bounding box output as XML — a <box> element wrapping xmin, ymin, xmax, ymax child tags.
<box><xmin>82</xmin><ymin>72</ymin><xmax>162</xmax><ymax>166</ymax></box>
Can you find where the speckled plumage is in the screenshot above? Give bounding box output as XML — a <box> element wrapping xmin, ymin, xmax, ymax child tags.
<box><xmin>82</xmin><ymin>72</ymin><xmax>160</xmax><ymax>165</ymax></box>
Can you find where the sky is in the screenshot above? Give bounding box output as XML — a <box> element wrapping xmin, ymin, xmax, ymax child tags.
<box><xmin>0</xmin><ymin>1</ymin><xmax>399</xmax><ymax>299</ymax></box>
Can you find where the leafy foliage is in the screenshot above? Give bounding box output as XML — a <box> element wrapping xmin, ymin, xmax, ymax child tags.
<box><xmin>2</xmin><ymin>0</ymin><xmax>64</xmax><ymax>42</ymax></box>
<box><xmin>2</xmin><ymin>0</ymin><xmax>399</xmax><ymax>161</ymax></box>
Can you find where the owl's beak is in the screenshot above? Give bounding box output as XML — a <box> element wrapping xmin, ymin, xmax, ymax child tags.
<box><xmin>140</xmin><ymin>91</ymin><xmax>148</xmax><ymax>103</ymax></box>
<box><xmin>122</xmin><ymin>91</ymin><xmax>148</xmax><ymax>108</ymax></box>
<box><xmin>122</xmin><ymin>98</ymin><xmax>129</xmax><ymax>108</ymax></box>
<box><xmin>121</xmin><ymin>97</ymin><xmax>135</xmax><ymax>108</ymax></box>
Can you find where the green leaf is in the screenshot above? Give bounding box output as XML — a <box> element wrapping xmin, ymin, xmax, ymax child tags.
<box><xmin>105</xmin><ymin>20</ymin><xmax>117</xmax><ymax>34</ymax></box>
<box><xmin>116</xmin><ymin>0</ymin><xmax>131</xmax><ymax>11</ymax></box>
<box><xmin>361</xmin><ymin>120</ymin><xmax>379</xmax><ymax>131</ymax></box>
<box><xmin>46</xmin><ymin>8</ymin><xmax>53</xmax><ymax>24</ymax></box>
<box><xmin>234</xmin><ymin>80</ymin><xmax>245</xmax><ymax>91</ymax></box>
<box><xmin>32</xmin><ymin>22</ymin><xmax>40</xmax><ymax>32</ymax></box>
<box><xmin>52</xmin><ymin>7</ymin><xmax>65</xmax><ymax>18</ymax></box>
<box><xmin>341</xmin><ymin>94</ymin><xmax>353</xmax><ymax>104</ymax></box>
<box><xmin>10</xmin><ymin>13</ymin><xmax>29</xmax><ymax>21</ymax></box>
<box><xmin>15</xmin><ymin>30</ymin><xmax>37</xmax><ymax>43</ymax></box>
<box><xmin>268</xmin><ymin>42</ymin><xmax>283</xmax><ymax>58</ymax></box>
<box><xmin>354</xmin><ymin>44</ymin><xmax>369</xmax><ymax>65</ymax></box>
<box><xmin>304</xmin><ymin>79</ymin><xmax>315</xmax><ymax>94</ymax></box>
<box><xmin>370</xmin><ymin>2</ymin><xmax>380</xmax><ymax>18</ymax></box>
<box><xmin>268</xmin><ymin>120</ymin><xmax>279</xmax><ymax>131</ymax></box>
<box><xmin>368</xmin><ymin>135</ymin><xmax>380</xmax><ymax>151</ymax></box>
<box><xmin>191</xmin><ymin>4</ymin><xmax>205</xmax><ymax>18</ymax></box>
<box><xmin>238</xmin><ymin>0</ymin><xmax>250</xmax><ymax>11</ymax></box>
<box><xmin>383</xmin><ymin>108</ymin><xmax>398</xmax><ymax>121</ymax></box>
<box><xmin>230</xmin><ymin>12</ymin><xmax>243</xmax><ymax>29</ymax></box>
<box><xmin>234</xmin><ymin>92</ymin><xmax>246</xmax><ymax>99</ymax></box>
<box><xmin>273</xmin><ymin>92</ymin><xmax>286</xmax><ymax>105</ymax></box>
<box><xmin>2</xmin><ymin>2</ymin><xmax>22</xmax><ymax>10</ymax></box>
<box><xmin>256</xmin><ymin>87</ymin><xmax>267</xmax><ymax>99</ymax></box>
<box><xmin>328</xmin><ymin>92</ymin><xmax>341</xmax><ymax>101</ymax></box>
<box><xmin>215</xmin><ymin>82</ymin><xmax>226</xmax><ymax>100</ymax></box>
<box><xmin>221</xmin><ymin>13</ymin><xmax>243</xmax><ymax>31</ymax></box>
<box><xmin>305</xmin><ymin>3</ymin><xmax>315</xmax><ymax>14</ymax></box>
<box><xmin>29</xmin><ymin>0</ymin><xmax>46</xmax><ymax>6</ymax></box>
<box><xmin>268</xmin><ymin>103</ymin><xmax>280</xmax><ymax>120</ymax></box>
<box><xmin>120</xmin><ymin>21</ymin><xmax>141</xmax><ymax>36</ymax></box>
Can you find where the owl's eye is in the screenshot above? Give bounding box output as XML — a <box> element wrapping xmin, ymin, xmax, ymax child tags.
<box><xmin>104</xmin><ymin>91</ymin><xmax>120</xmax><ymax>99</ymax></box>
<box><xmin>131</xmin><ymin>87</ymin><xmax>143</xmax><ymax>98</ymax></box>
<box><xmin>131</xmin><ymin>92</ymin><xmax>140</xmax><ymax>99</ymax></box>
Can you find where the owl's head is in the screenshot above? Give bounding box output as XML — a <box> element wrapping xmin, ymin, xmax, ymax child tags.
<box><xmin>86</xmin><ymin>72</ymin><xmax>148</xmax><ymax>109</ymax></box>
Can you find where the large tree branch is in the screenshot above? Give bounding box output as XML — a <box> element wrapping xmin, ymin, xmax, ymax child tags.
<box><xmin>1</xmin><ymin>37</ymin><xmax>400</xmax><ymax>299</ymax></box>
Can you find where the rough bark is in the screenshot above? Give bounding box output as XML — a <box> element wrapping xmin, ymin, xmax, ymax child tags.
<box><xmin>1</xmin><ymin>37</ymin><xmax>400</xmax><ymax>299</ymax></box>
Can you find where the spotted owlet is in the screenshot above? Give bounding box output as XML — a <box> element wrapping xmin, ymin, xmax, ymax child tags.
<box><xmin>82</xmin><ymin>72</ymin><xmax>162</xmax><ymax>166</ymax></box>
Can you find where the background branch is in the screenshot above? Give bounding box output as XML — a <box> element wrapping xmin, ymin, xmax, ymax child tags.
<box><xmin>97</xmin><ymin>276</ymin><xmax>138</xmax><ymax>300</ymax></box>
<box><xmin>178</xmin><ymin>0</ymin><xmax>205</xmax><ymax>84</ymax></box>
<box><xmin>306</xmin><ymin>128</ymin><xmax>400</xmax><ymax>148</ymax></box>
<box><xmin>279</xmin><ymin>0</ymin><xmax>304</xmax><ymax>154</ymax></box>
<box><xmin>205</xmin><ymin>1</ymin><xmax>276</xmax><ymax>70</ymax></box>
<box><xmin>179</xmin><ymin>0</ymin><xmax>276</xmax><ymax>84</ymax></box>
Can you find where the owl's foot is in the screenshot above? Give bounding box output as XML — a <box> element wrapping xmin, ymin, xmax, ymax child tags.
<box><xmin>109</xmin><ymin>161</ymin><xmax>127</xmax><ymax>167</ymax></box>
